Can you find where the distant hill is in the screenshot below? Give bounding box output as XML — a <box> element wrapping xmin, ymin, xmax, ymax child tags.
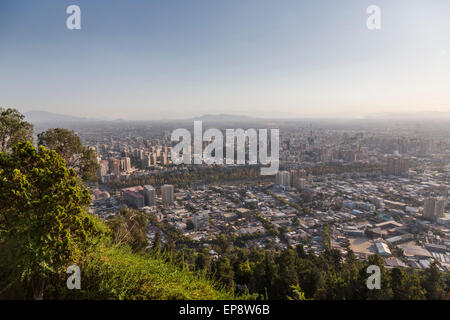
<box><xmin>24</xmin><ymin>111</ymin><xmax>97</xmax><ymax>123</ymax></box>
<box><xmin>190</xmin><ymin>113</ymin><xmax>258</xmax><ymax>122</ymax></box>
<box><xmin>22</xmin><ymin>110</ymin><xmax>450</xmax><ymax>124</ymax></box>
<box><xmin>365</xmin><ymin>111</ymin><xmax>450</xmax><ymax>120</ymax></box>
<box><xmin>24</xmin><ymin>111</ymin><xmax>260</xmax><ymax>123</ymax></box>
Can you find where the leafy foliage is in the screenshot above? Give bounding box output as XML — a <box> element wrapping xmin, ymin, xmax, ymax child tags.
<box><xmin>45</xmin><ymin>245</ymin><xmax>237</xmax><ymax>300</ymax></box>
<box><xmin>0</xmin><ymin>107</ymin><xmax>34</xmax><ymax>153</ymax></box>
<box><xmin>108</xmin><ymin>209</ymin><xmax>150</xmax><ymax>253</ymax></box>
<box><xmin>207</xmin><ymin>245</ymin><xmax>448</xmax><ymax>300</ymax></box>
<box><xmin>38</xmin><ymin>128</ymin><xmax>99</xmax><ymax>181</ymax></box>
<box><xmin>0</xmin><ymin>142</ymin><xmax>240</xmax><ymax>300</ymax></box>
<box><xmin>0</xmin><ymin>142</ymin><xmax>107</xmax><ymax>299</ymax></box>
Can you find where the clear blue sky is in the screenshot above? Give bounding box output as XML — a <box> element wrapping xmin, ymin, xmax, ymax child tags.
<box><xmin>1</xmin><ymin>0</ymin><xmax>449</xmax><ymax>120</ymax></box>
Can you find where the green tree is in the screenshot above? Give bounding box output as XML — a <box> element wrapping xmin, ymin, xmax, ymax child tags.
<box><xmin>216</xmin><ymin>257</ymin><xmax>235</xmax><ymax>291</ymax></box>
<box><xmin>108</xmin><ymin>209</ymin><xmax>149</xmax><ymax>253</ymax></box>
<box><xmin>37</xmin><ymin>128</ymin><xmax>99</xmax><ymax>181</ymax></box>
<box><xmin>360</xmin><ymin>255</ymin><xmax>393</xmax><ymax>300</ymax></box>
<box><xmin>390</xmin><ymin>268</ymin><xmax>426</xmax><ymax>300</ymax></box>
<box><xmin>297</xmin><ymin>259</ymin><xmax>324</xmax><ymax>298</ymax></box>
<box><xmin>0</xmin><ymin>107</ymin><xmax>34</xmax><ymax>152</ymax></box>
<box><xmin>422</xmin><ymin>262</ymin><xmax>446</xmax><ymax>300</ymax></box>
<box><xmin>287</xmin><ymin>284</ymin><xmax>307</xmax><ymax>300</ymax></box>
<box><xmin>273</xmin><ymin>248</ymin><xmax>298</xmax><ymax>299</ymax></box>
<box><xmin>0</xmin><ymin>142</ymin><xmax>107</xmax><ymax>299</ymax></box>
<box><xmin>152</xmin><ymin>231</ymin><xmax>162</xmax><ymax>253</ymax></box>
<box><xmin>195</xmin><ymin>249</ymin><xmax>211</xmax><ymax>272</ymax></box>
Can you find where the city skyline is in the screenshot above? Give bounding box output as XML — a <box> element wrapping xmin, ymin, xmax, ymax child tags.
<box><xmin>1</xmin><ymin>0</ymin><xmax>450</xmax><ymax>120</ymax></box>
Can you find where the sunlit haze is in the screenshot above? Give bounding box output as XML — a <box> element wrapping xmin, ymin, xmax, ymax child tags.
<box><xmin>1</xmin><ymin>0</ymin><xmax>449</xmax><ymax>120</ymax></box>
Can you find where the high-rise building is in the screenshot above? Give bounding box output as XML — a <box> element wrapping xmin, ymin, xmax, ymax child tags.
<box><xmin>161</xmin><ymin>184</ymin><xmax>174</xmax><ymax>205</ymax></box>
<box><xmin>151</xmin><ymin>153</ymin><xmax>158</xmax><ymax>166</ymax></box>
<box><xmin>122</xmin><ymin>186</ymin><xmax>145</xmax><ymax>209</ymax></box>
<box><xmin>141</xmin><ymin>155</ymin><xmax>151</xmax><ymax>169</ymax></box>
<box><xmin>386</xmin><ymin>156</ymin><xmax>409</xmax><ymax>177</ymax></box>
<box><xmin>120</xmin><ymin>157</ymin><xmax>132</xmax><ymax>172</ymax></box>
<box><xmin>109</xmin><ymin>159</ymin><xmax>121</xmax><ymax>175</ymax></box>
<box><xmin>98</xmin><ymin>160</ymin><xmax>109</xmax><ymax>177</ymax></box>
<box><xmin>290</xmin><ymin>169</ymin><xmax>306</xmax><ymax>189</ymax></box>
<box><xmin>423</xmin><ymin>197</ymin><xmax>446</xmax><ymax>222</ymax></box>
<box><xmin>193</xmin><ymin>210</ymin><xmax>209</xmax><ymax>230</ymax></box>
<box><xmin>275</xmin><ymin>171</ymin><xmax>291</xmax><ymax>188</ymax></box>
<box><xmin>160</xmin><ymin>152</ymin><xmax>168</xmax><ymax>165</ymax></box>
<box><xmin>138</xmin><ymin>149</ymin><xmax>144</xmax><ymax>161</ymax></box>
<box><xmin>143</xmin><ymin>185</ymin><xmax>156</xmax><ymax>206</ymax></box>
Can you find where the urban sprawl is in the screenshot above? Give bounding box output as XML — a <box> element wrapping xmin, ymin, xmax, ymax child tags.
<box><xmin>68</xmin><ymin>120</ymin><xmax>450</xmax><ymax>273</ymax></box>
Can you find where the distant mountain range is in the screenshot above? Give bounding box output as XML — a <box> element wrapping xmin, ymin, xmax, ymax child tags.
<box><xmin>23</xmin><ymin>110</ymin><xmax>450</xmax><ymax>124</ymax></box>
<box><xmin>24</xmin><ymin>111</ymin><xmax>97</xmax><ymax>123</ymax></box>
<box><xmin>23</xmin><ymin>111</ymin><xmax>260</xmax><ymax>124</ymax></box>
<box><xmin>190</xmin><ymin>114</ymin><xmax>258</xmax><ymax>122</ymax></box>
<box><xmin>364</xmin><ymin>111</ymin><xmax>450</xmax><ymax>120</ymax></box>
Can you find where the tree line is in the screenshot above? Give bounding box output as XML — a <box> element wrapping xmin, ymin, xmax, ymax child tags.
<box><xmin>113</xmin><ymin>208</ymin><xmax>450</xmax><ymax>300</ymax></box>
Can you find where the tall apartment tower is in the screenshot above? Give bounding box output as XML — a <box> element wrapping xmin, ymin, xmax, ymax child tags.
<box><xmin>143</xmin><ymin>185</ymin><xmax>156</xmax><ymax>206</ymax></box>
<box><xmin>275</xmin><ymin>171</ymin><xmax>291</xmax><ymax>188</ymax></box>
<box><xmin>160</xmin><ymin>152</ymin><xmax>168</xmax><ymax>165</ymax></box>
<box><xmin>109</xmin><ymin>159</ymin><xmax>121</xmax><ymax>175</ymax></box>
<box><xmin>151</xmin><ymin>153</ymin><xmax>158</xmax><ymax>166</ymax></box>
<box><xmin>161</xmin><ymin>184</ymin><xmax>174</xmax><ymax>205</ymax></box>
<box><xmin>423</xmin><ymin>197</ymin><xmax>446</xmax><ymax>222</ymax></box>
<box><xmin>290</xmin><ymin>169</ymin><xmax>306</xmax><ymax>189</ymax></box>
<box><xmin>387</xmin><ymin>156</ymin><xmax>409</xmax><ymax>177</ymax></box>
<box><xmin>98</xmin><ymin>160</ymin><xmax>109</xmax><ymax>177</ymax></box>
<box><xmin>120</xmin><ymin>157</ymin><xmax>132</xmax><ymax>172</ymax></box>
<box><xmin>141</xmin><ymin>155</ymin><xmax>151</xmax><ymax>169</ymax></box>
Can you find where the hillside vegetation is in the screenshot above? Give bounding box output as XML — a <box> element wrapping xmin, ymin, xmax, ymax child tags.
<box><xmin>0</xmin><ymin>138</ymin><xmax>238</xmax><ymax>300</ymax></box>
<box><xmin>45</xmin><ymin>245</ymin><xmax>236</xmax><ymax>300</ymax></box>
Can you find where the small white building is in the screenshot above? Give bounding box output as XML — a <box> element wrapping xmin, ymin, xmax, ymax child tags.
<box><xmin>375</xmin><ymin>241</ymin><xmax>392</xmax><ymax>257</ymax></box>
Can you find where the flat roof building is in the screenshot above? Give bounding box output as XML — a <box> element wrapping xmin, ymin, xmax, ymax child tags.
<box><xmin>375</xmin><ymin>241</ymin><xmax>392</xmax><ymax>257</ymax></box>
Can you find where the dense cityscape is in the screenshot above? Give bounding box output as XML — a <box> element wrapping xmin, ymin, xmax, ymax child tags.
<box><xmin>57</xmin><ymin>117</ymin><xmax>450</xmax><ymax>274</ymax></box>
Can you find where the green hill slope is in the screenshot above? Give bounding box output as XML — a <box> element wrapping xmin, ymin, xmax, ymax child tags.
<box><xmin>54</xmin><ymin>246</ymin><xmax>238</xmax><ymax>300</ymax></box>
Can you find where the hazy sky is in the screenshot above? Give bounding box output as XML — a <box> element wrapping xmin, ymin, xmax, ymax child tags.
<box><xmin>0</xmin><ymin>0</ymin><xmax>449</xmax><ymax>120</ymax></box>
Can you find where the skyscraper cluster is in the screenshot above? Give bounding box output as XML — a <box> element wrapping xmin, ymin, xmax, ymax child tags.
<box><xmin>275</xmin><ymin>171</ymin><xmax>291</xmax><ymax>189</ymax></box>
<box><xmin>121</xmin><ymin>184</ymin><xmax>174</xmax><ymax>208</ymax></box>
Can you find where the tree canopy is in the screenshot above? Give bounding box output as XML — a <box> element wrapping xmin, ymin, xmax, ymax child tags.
<box><xmin>0</xmin><ymin>107</ymin><xmax>34</xmax><ymax>153</ymax></box>
<box><xmin>38</xmin><ymin>128</ymin><xmax>99</xmax><ymax>181</ymax></box>
<box><xmin>0</xmin><ymin>142</ymin><xmax>107</xmax><ymax>299</ymax></box>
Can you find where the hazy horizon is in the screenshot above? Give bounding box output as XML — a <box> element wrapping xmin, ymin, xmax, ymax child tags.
<box><xmin>1</xmin><ymin>0</ymin><xmax>450</xmax><ymax>120</ymax></box>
